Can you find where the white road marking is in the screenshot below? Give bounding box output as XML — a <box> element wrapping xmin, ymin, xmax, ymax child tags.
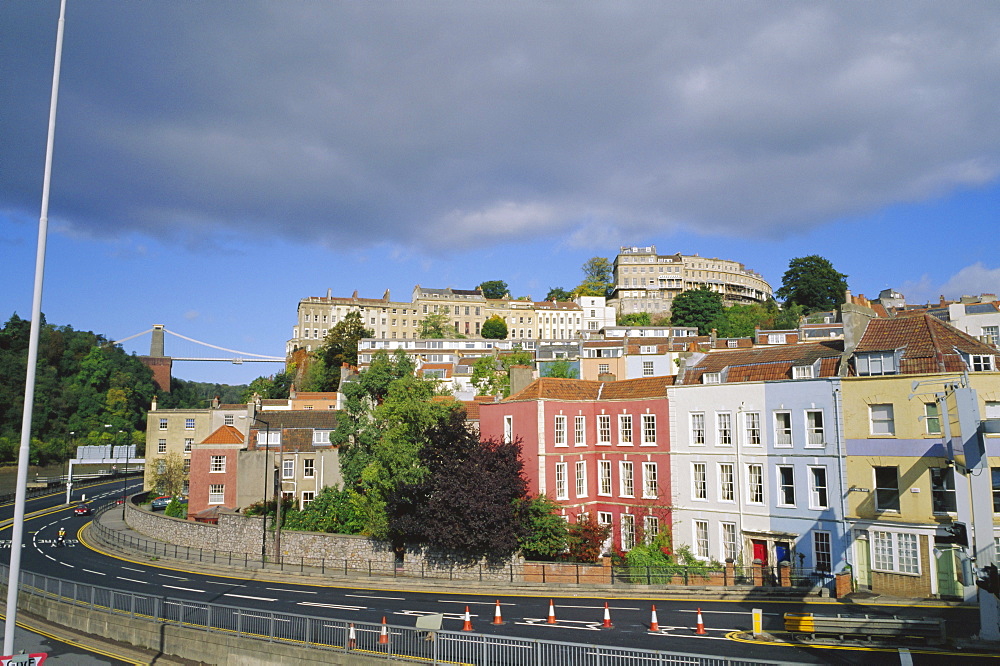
<box><xmin>651</xmin><ymin>631</ymin><xmax>732</xmax><ymax>641</ymax></box>
<box><xmin>394</xmin><ymin>610</ymin><xmax>467</xmax><ymax>620</ymax></box>
<box><xmin>59</xmin><ymin>561</ymin><xmax>74</xmax><ymax>567</ymax></box>
<box><xmin>117</xmin><ymin>577</ymin><xmax>146</xmax><ymax>584</ymax></box>
<box><xmin>265</xmin><ymin>587</ymin><xmax>317</xmax><ymax>594</ymax></box>
<box><xmin>158</xmin><ymin>574</ymin><xmax>189</xmax><ymax>580</ymax></box>
<box><xmin>82</xmin><ymin>569</ymin><xmax>106</xmax><ymax>575</ymax></box>
<box><xmin>204</xmin><ymin>580</ymin><xmax>245</xmax><ymax>586</ymax></box>
<box><xmin>44</xmin><ymin>554</ymin><xmax>56</xmax><ymax>562</ymax></box>
<box><xmin>516</xmin><ymin>618</ymin><xmax>601</xmax><ymax>631</ymax></box>
<box><xmin>163</xmin><ymin>585</ymin><xmax>206</xmax><ymax>593</ymax></box>
<box><xmin>676</xmin><ymin>609</ymin><xmax>780</xmax><ymax>616</ymax></box>
<box><xmin>435</xmin><ymin>599</ymin><xmax>505</xmax><ymax>606</ymax></box>
<box><xmin>224</xmin><ymin>593</ymin><xmax>276</xmax><ymax>602</ymax></box>
<box><xmin>121</xmin><ymin>566</ymin><xmax>145</xmax><ymax>573</ymax></box>
<box><xmin>345</xmin><ymin>594</ymin><xmax>405</xmax><ymax>601</ymax></box>
<box><xmin>550</xmin><ymin>604</ymin><xmax>641</xmax><ymax>611</ymax></box>
<box><xmin>298</xmin><ymin>602</ymin><xmax>365</xmax><ymax>611</ymax></box>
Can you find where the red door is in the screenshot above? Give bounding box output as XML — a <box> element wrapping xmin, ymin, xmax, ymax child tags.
<box><xmin>752</xmin><ymin>540</ymin><xmax>768</xmax><ymax>565</ymax></box>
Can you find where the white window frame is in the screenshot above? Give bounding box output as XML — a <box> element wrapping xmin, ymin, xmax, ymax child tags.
<box><xmin>924</xmin><ymin>402</ymin><xmax>942</xmax><ymax>435</ymax></box>
<box><xmin>621</xmin><ymin>514</ymin><xmax>637</xmax><ymax>551</ymax></box>
<box><xmin>643</xmin><ymin>516</ymin><xmax>659</xmax><ymax>544</ymax></box>
<box><xmin>185</xmin><ymin>418</ymin><xmax>195</xmax><ymax>430</ymax></box>
<box><xmin>716</xmin><ymin>412</ymin><xmax>733</xmax><ymax>447</ymax></box>
<box><xmin>618</xmin><ymin>414</ymin><xmax>633</xmax><ymax>446</ymax></box>
<box><xmin>972</xmin><ymin>354</ymin><xmax>995</xmax><ymax>372</ymax></box>
<box><xmin>159</xmin><ymin>418</ymin><xmax>168</xmax><ymax>431</ymax></box>
<box><xmin>642</xmin><ymin>462</ymin><xmax>658</xmax><ymax>499</ymax></box>
<box><xmin>641</xmin><ymin>414</ymin><xmax>656</xmax><ymax>445</ymax></box>
<box><xmin>301</xmin><ymin>491</ymin><xmax>315</xmax><ymax>506</ymax></box>
<box><xmin>597</xmin><ymin>415</ymin><xmax>611</xmax><ymax>445</ymax></box>
<box><xmin>619</xmin><ymin>461</ymin><xmax>634</xmax><ymax>497</ymax></box>
<box><xmin>184</xmin><ymin>438</ymin><xmax>193</xmax><ymax>452</ymax></box>
<box><xmin>809</xmin><ymin>466</ymin><xmax>829</xmax><ymax>509</ymax></box>
<box><xmin>642</xmin><ymin>360</ymin><xmax>654</xmax><ymax>377</ymax></box>
<box><xmin>703</xmin><ymin>372</ymin><xmax>721</xmax><ymax>385</ymax></box>
<box><xmin>574</xmin><ymin>416</ymin><xmax>586</xmax><ymax>447</ymax></box>
<box><xmin>503</xmin><ymin>416</ymin><xmax>513</xmax><ymax>444</ymax></box>
<box><xmin>554</xmin><ymin>462</ymin><xmax>568</xmax><ymax>500</ymax></box>
<box><xmin>793</xmin><ymin>365</ymin><xmax>814</xmax><ymax>379</ymax></box>
<box><xmin>719</xmin><ymin>463</ymin><xmax>735</xmax><ymax>502</ymax></box>
<box><xmin>554</xmin><ymin>415</ymin><xmax>567</xmax><ymax>447</ymax></box>
<box><xmin>814</xmin><ymin>531</ymin><xmax>832</xmax><ymax>572</ymax></box>
<box><xmin>690</xmin><ymin>412</ymin><xmax>706</xmax><ymax>446</ymax></box>
<box><xmin>693</xmin><ymin>462</ymin><xmax>707</xmax><ymax>500</ymax></box>
<box><xmin>575</xmin><ymin>460</ymin><xmax>587</xmax><ymax>498</ymax></box>
<box><xmin>869</xmin><ymin>403</ymin><xmax>895</xmax><ymax>436</ymax></box>
<box><xmin>303</xmin><ymin>458</ymin><xmax>315</xmax><ymax>478</ymax></box>
<box><xmin>598</xmin><ymin>460</ymin><xmax>612</xmax><ymax>496</ymax></box>
<box><xmin>209</xmin><ymin>455</ymin><xmax>225</xmax><ymax>473</ymax></box>
<box><xmin>721</xmin><ymin>522</ymin><xmax>738</xmax><ymax>562</ymax></box>
<box><xmin>777</xmin><ymin>465</ymin><xmax>795</xmax><ymax>507</ymax></box>
<box><xmin>774</xmin><ymin>411</ymin><xmax>792</xmax><ymax>447</ymax></box>
<box><xmin>744</xmin><ymin>412</ymin><xmax>762</xmax><ymax>446</ymax></box>
<box><xmin>157</xmin><ymin>439</ymin><xmax>167</xmax><ymax>454</ymax></box>
<box><xmin>747</xmin><ymin>463</ymin><xmax>764</xmax><ymax>504</ymax></box>
<box><xmin>694</xmin><ymin>520</ymin><xmax>710</xmax><ymax>559</ymax></box>
<box><xmin>805</xmin><ymin>410</ymin><xmax>825</xmax><ymax>447</ymax></box>
<box><xmin>871</xmin><ymin>531</ymin><xmax>920</xmax><ymax>574</ymax></box>
<box><xmin>208</xmin><ymin>484</ymin><xmax>225</xmax><ymax>505</ymax></box>
<box><xmin>282</xmin><ymin>458</ymin><xmax>294</xmax><ymax>479</ymax></box>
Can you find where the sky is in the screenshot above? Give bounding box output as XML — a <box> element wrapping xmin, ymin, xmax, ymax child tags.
<box><xmin>3</xmin><ymin>1</ymin><xmax>1000</xmax><ymax>386</ymax></box>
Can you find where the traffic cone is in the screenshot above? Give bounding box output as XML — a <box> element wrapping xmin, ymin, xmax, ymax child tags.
<box><xmin>695</xmin><ymin>607</ymin><xmax>706</xmax><ymax>635</ymax></box>
<box><xmin>347</xmin><ymin>623</ymin><xmax>356</xmax><ymax>649</ymax></box>
<box><xmin>547</xmin><ymin>599</ymin><xmax>557</xmax><ymax>624</ymax></box>
<box><xmin>602</xmin><ymin>602</ymin><xmax>612</xmax><ymax>629</ymax></box>
<box><xmin>462</xmin><ymin>605</ymin><xmax>474</xmax><ymax>631</ymax></box>
<box><xmin>649</xmin><ymin>604</ymin><xmax>659</xmax><ymax>632</ymax></box>
<box><xmin>379</xmin><ymin>616</ymin><xmax>389</xmax><ymax>644</ymax></box>
<box><xmin>493</xmin><ymin>600</ymin><xmax>504</xmax><ymax>625</ymax></box>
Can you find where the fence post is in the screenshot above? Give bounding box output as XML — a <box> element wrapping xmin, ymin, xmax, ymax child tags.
<box><xmin>725</xmin><ymin>557</ymin><xmax>734</xmax><ymax>586</ymax></box>
<box><xmin>752</xmin><ymin>558</ymin><xmax>764</xmax><ymax>586</ymax></box>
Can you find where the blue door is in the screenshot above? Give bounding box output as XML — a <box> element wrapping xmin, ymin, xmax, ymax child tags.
<box><xmin>775</xmin><ymin>542</ymin><xmax>790</xmax><ymax>563</ymax></box>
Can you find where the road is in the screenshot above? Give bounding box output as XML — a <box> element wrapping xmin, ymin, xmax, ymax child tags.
<box><xmin>3</xmin><ymin>483</ymin><xmax>996</xmax><ymax>665</ymax></box>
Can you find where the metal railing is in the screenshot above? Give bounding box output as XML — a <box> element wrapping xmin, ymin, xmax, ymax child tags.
<box><xmin>2</xmin><ymin>561</ymin><xmax>792</xmax><ymax>665</ymax></box>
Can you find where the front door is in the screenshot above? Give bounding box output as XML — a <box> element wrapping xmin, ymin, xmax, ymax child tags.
<box><xmin>775</xmin><ymin>541</ymin><xmax>790</xmax><ymax>563</ymax></box>
<box><xmin>936</xmin><ymin>546</ymin><xmax>963</xmax><ymax>598</ymax></box>
<box><xmin>855</xmin><ymin>536</ymin><xmax>871</xmax><ymax>590</ymax></box>
<box><xmin>752</xmin><ymin>540</ymin><xmax>768</xmax><ymax>565</ymax></box>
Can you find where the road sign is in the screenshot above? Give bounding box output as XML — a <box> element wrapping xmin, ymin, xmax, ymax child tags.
<box><xmin>0</xmin><ymin>654</ymin><xmax>47</xmax><ymax>666</ymax></box>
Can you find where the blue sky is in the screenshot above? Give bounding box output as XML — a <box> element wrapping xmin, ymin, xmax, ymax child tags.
<box><xmin>3</xmin><ymin>2</ymin><xmax>1000</xmax><ymax>385</ymax></box>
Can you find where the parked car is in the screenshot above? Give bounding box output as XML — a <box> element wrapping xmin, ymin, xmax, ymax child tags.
<box><xmin>73</xmin><ymin>503</ymin><xmax>91</xmax><ymax>516</ymax></box>
<box><xmin>149</xmin><ymin>495</ymin><xmax>172</xmax><ymax>510</ymax></box>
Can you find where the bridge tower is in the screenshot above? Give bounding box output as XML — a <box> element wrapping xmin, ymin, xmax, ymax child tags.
<box><xmin>139</xmin><ymin>324</ymin><xmax>173</xmax><ymax>393</ymax></box>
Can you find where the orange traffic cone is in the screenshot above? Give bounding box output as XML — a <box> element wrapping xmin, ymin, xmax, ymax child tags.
<box><xmin>695</xmin><ymin>607</ymin><xmax>706</xmax><ymax>635</ymax></box>
<box><xmin>547</xmin><ymin>599</ymin><xmax>557</xmax><ymax>624</ymax></box>
<box><xmin>379</xmin><ymin>616</ymin><xmax>389</xmax><ymax>644</ymax></box>
<box><xmin>602</xmin><ymin>602</ymin><xmax>612</xmax><ymax>629</ymax></box>
<box><xmin>347</xmin><ymin>623</ymin><xmax>356</xmax><ymax>648</ymax></box>
<box><xmin>493</xmin><ymin>600</ymin><xmax>504</xmax><ymax>625</ymax></box>
<box><xmin>462</xmin><ymin>605</ymin><xmax>474</xmax><ymax>631</ymax></box>
<box><xmin>649</xmin><ymin>604</ymin><xmax>659</xmax><ymax>632</ymax></box>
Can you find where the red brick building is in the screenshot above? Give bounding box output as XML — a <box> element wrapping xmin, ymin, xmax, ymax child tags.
<box><xmin>479</xmin><ymin>376</ymin><xmax>674</xmax><ymax>553</ymax></box>
<box><xmin>188</xmin><ymin>425</ymin><xmax>245</xmax><ymax>518</ymax></box>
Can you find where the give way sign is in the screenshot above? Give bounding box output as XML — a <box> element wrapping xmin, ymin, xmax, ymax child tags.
<box><xmin>0</xmin><ymin>654</ymin><xmax>47</xmax><ymax>665</ymax></box>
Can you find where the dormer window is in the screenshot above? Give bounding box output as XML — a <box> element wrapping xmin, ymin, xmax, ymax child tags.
<box><xmin>792</xmin><ymin>365</ymin><xmax>814</xmax><ymax>379</ymax></box>
<box><xmin>640</xmin><ymin>345</ymin><xmax>656</xmax><ymax>354</ymax></box>
<box><xmin>971</xmin><ymin>355</ymin><xmax>996</xmax><ymax>372</ymax></box>
<box><xmin>703</xmin><ymin>372</ymin><xmax>721</xmax><ymax>384</ymax></box>
<box><xmin>856</xmin><ymin>351</ymin><xmax>898</xmax><ymax>376</ymax></box>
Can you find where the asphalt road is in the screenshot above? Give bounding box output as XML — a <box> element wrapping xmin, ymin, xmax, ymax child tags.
<box><xmin>2</xmin><ymin>483</ymin><xmax>996</xmax><ymax>665</ymax></box>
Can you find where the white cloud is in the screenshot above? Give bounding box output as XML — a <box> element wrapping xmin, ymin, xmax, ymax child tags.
<box><xmin>900</xmin><ymin>263</ymin><xmax>1000</xmax><ymax>304</ymax></box>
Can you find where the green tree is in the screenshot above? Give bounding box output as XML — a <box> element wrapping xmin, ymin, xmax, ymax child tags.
<box><xmin>281</xmin><ymin>486</ymin><xmax>366</xmax><ymax>534</ymax></box>
<box><xmin>669</xmin><ymin>287</ymin><xmax>725</xmax><ymax>335</ymax></box>
<box><xmin>541</xmin><ymin>359</ymin><xmax>578</xmax><ymax>379</ymax></box>
<box><xmin>302</xmin><ymin>311</ymin><xmax>373</xmax><ymax>391</ymax></box>
<box><xmin>545</xmin><ymin>287</ymin><xmax>572</xmax><ymax>302</ymax></box>
<box><xmin>149</xmin><ymin>452</ymin><xmax>186</xmax><ymax>496</ymax></box>
<box><xmin>775</xmin><ymin>255</ymin><xmax>849</xmax><ymax>313</ymax></box>
<box><xmin>618</xmin><ymin>312</ymin><xmax>651</xmax><ymax>326</ymax></box>
<box><xmin>419</xmin><ymin>310</ymin><xmax>463</xmax><ymax>338</ymax></box>
<box><xmin>481</xmin><ymin>314</ymin><xmax>508</xmax><ymax>339</ymax></box>
<box><xmin>477</xmin><ymin>280</ymin><xmax>509</xmax><ymax>300</ymax></box>
<box><xmin>240</xmin><ymin>366</ymin><xmax>295</xmax><ymax>403</ymax></box>
<box><xmin>716</xmin><ymin>303</ymin><xmax>768</xmax><ymax>338</ymax></box>
<box><xmin>574</xmin><ymin>257</ymin><xmax>614</xmax><ymax>298</ymax></box>
<box><xmin>566</xmin><ymin>513</ymin><xmax>611</xmax><ymax>563</ymax></box>
<box><xmin>515</xmin><ymin>494</ymin><xmax>568</xmax><ymax>560</ymax></box>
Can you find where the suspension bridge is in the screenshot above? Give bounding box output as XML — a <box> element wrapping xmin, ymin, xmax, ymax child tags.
<box><xmin>114</xmin><ymin>325</ymin><xmax>285</xmax><ymax>365</ymax></box>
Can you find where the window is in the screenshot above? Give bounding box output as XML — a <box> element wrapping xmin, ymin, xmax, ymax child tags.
<box><xmin>157</xmin><ymin>439</ymin><xmax>166</xmax><ymax>454</ymax></box>
<box><xmin>159</xmin><ymin>418</ymin><xmax>168</xmax><ymax>431</ymax></box>
<box><xmin>282</xmin><ymin>459</ymin><xmax>294</xmax><ymax>479</ymax></box>
<box><xmin>872</xmin><ymin>531</ymin><xmax>919</xmax><ymax>574</ymax></box>
<box><xmin>642</xmin><ymin>462</ymin><xmax>658</xmax><ymax>498</ymax></box>
<box><xmin>503</xmin><ymin>416</ymin><xmax>513</xmax><ymax>443</ymax></box>
<box><xmin>874</xmin><ymin>466</ymin><xmax>900</xmax><ymax>511</ymax></box>
<box><xmin>727</xmin><ymin>339</ymin><xmax>738</xmax><ymax>348</ymax></box>
<box><xmin>793</xmin><ymin>365</ymin><xmax>814</xmax><ymax>379</ymax></box>
<box><xmin>620</xmin><ymin>461</ymin><xmax>634</xmax><ymax>497</ymax></box>
<box><xmin>744</xmin><ymin>412</ymin><xmax>762</xmax><ymax>446</ymax></box>
<box><xmin>640</xmin><ymin>345</ymin><xmax>656</xmax><ymax>354</ymax></box>
<box><xmin>690</xmin><ymin>413</ymin><xmax>706</xmax><ymax>446</ymax></box>
<box><xmin>805</xmin><ymin>410</ymin><xmax>825</xmax><ymax>446</ymax></box>
<box><xmin>303</xmin><ymin>458</ymin><xmax>315</xmax><ymax>478</ymax></box>
<box><xmin>554</xmin><ymin>416</ymin><xmax>567</xmax><ymax>446</ymax></box>
<box><xmin>622</xmin><ymin>514</ymin><xmax>637</xmax><ymax>551</ymax></box>
<box><xmin>924</xmin><ymin>403</ymin><xmax>941</xmax><ymax>435</ymax></box>
<box><xmin>858</xmin><ymin>351</ymin><xmax>897</xmax><ymax>375</ymax></box>
<box><xmin>183</xmin><ymin>459</ymin><xmax>190</xmax><ymax>473</ymax></box>
<box><xmin>208</xmin><ymin>484</ymin><xmax>224</xmax><ymax>505</ymax></box>
<box><xmin>573</xmin><ymin>416</ymin><xmax>586</xmax><ymax>447</ymax></box>
<box><xmin>641</xmin><ymin>414</ymin><xmax>656</xmax><ymax>445</ymax></box>
<box><xmin>694</xmin><ymin>520</ymin><xmax>710</xmax><ymax>558</ymax></box>
<box><xmin>693</xmin><ymin>462</ymin><xmax>707</xmax><ymax>500</ymax></box>
<box><xmin>597</xmin><ymin>415</ymin><xmax>611</xmax><ymax>444</ymax></box>
<box><xmin>777</xmin><ymin>466</ymin><xmax>795</xmax><ymax>506</ymax></box>
<box><xmin>575</xmin><ymin>461</ymin><xmax>587</xmax><ymax>498</ymax></box>
<box><xmin>618</xmin><ymin>414</ymin><xmax>633</xmax><ymax>445</ymax></box>
<box><xmin>930</xmin><ymin>467</ymin><xmax>956</xmax><ymax>513</ymax></box>
<box><xmin>703</xmin><ymin>372</ymin><xmax>721</xmax><ymax>385</ymax></box>
<box><xmin>185</xmin><ymin>418</ymin><xmax>195</xmax><ymax>430</ymax></box>
<box><xmin>643</xmin><ymin>516</ymin><xmax>659</xmax><ymax>544</ymax></box>
<box><xmin>869</xmin><ymin>404</ymin><xmax>895</xmax><ymax>436</ymax></box>
<box><xmin>814</xmin><ymin>531</ymin><xmax>832</xmax><ymax>572</ymax></box>
<box><xmin>719</xmin><ymin>463</ymin><xmax>735</xmax><ymax>502</ymax></box>
<box><xmin>988</xmin><ymin>402</ymin><xmax>1000</xmax><ymax>434</ymax></box>
<box><xmin>210</xmin><ymin>455</ymin><xmax>225</xmax><ymax>473</ymax></box>
<box><xmin>256</xmin><ymin>431</ymin><xmax>280</xmax><ymax>448</ymax></box>
<box><xmin>224</xmin><ymin>414</ymin><xmax>234</xmax><ymax>426</ymax></box>
<box><xmin>767</xmin><ymin>333</ymin><xmax>786</xmax><ymax>344</ymax></box>
<box><xmin>156</xmin><ymin>459</ymin><xmax>166</xmax><ymax>474</ymax></box>
<box><xmin>313</xmin><ymin>430</ymin><xmax>331</xmax><ymax>445</ymax></box>
<box><xmin>598</xmin><ymin>363</ymin><xmax>609</xmax><ymax>374</ymax></box>
<box><xmin>983</xmin><ymin>326</ymin><xmax>999</xmax><ymax>346</ymax></box>
<box><xmin>721</xmin><ymin>522</ymin><xmax>738</xmax><ymax>561</ymax></box>
<box><xmin>809</xmin><ymin>466</ymin><xmax>829</xmax><ymax>509</ymax></box>
<box><xmin>716</xmin><ymin>412</ymin><xmax>732</xmax><ymax>446</ymax></box>
<box><xmin>642</xmin><ymin>361</ymin><xmax>654</xmax><ymax>376</ymax></box>
<box><xmin>774</xmin><ymin>412</ymin><xmax>792</xmax><ymax>447</ymax></box>
<box><xmin>747</xmin><ymin>464</ymin><xmax>764</xmax><ymax>504</ymax></box>
<box><xmin>184</xmin><ymin>438</ymin><xmax>193</xmax><ymax>452</ymax></box>
<box><xmin>554</xmin><ymin>462</ymin><xmax>568</xmax><ymax>500</ymax></box>
<box><xmin>971</xmin><ymin>355</ymin><xmax>995</xmax><ymax>372</ymax></box>
<box><xmin>598</xmin><ymin>460</ymin><xmax>612</xmax><ymax>496</ymax></box>
<box><xmin>993</xmin><ymin>468</ymin><xmax>1000</xmax><ymax>513</ymax></box>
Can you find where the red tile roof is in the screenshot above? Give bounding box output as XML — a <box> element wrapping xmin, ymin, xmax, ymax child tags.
<box><xmin>200</xmin><ymin>425</ymin><xmax>245</xmax><ymax>445</ymax></box>
<box><xmin>854</xmin><ymin>314</ymin><xmax>998</xmax><ymax>374</ymax></box>
<box><xmin>505</xmin><ymin>376</ymin><xmax>674</xmax><ymax>402</ymax></box>
<box><xmin>678</xmin><ymin>341</ymin><xmax>845</xmax><ymax>385</ymax></box>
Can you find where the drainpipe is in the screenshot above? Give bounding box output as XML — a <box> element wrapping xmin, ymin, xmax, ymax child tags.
<box><xmin>832</xmin><ymin>384</ymin><xmax>851</xmax><ymax>573</ymax></box>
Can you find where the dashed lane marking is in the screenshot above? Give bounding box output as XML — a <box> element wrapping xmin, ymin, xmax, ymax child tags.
<box><xmin>298</xmin><ymin>601</ymin><xmax>366</xmax><ymax>611</ymax></box>
<box><xmin>163</xmin><ymin>585</ymin><xmax>206</xmax><ymax>593</ymax></box>
<box><xmin>116</xmin><ymin>577</ymin><xmax>145</xmax><ymax>584</ymax></box>
<box><xmin>266</xmin><ymin>587</ymin><xmax>317</xmax><ymax>594</ymax></box>
<box><xmin>345</xmin><ymin>593</ymin><xmax>405</xmax><ymax>600</ymax></box>
<box><xmin>224</xmin><ymin>593</ymin><xmax>276</xmax><ymax>602</ymax></box>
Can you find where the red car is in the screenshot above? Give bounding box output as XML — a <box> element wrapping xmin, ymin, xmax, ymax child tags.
<box><xmin>73</xmin><ymin>504</ymin><xmax>91</xmax><ymax>516</ymax></box>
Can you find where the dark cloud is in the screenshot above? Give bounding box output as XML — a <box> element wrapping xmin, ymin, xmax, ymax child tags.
<box><xmin>4</xmin><ymin>1</ymin><xmax>1000</xmax><ymax>251</ymax></box>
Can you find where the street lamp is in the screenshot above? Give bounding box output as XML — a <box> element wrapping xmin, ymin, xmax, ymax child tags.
<box><xmin>64</xmin><ymin>431</ymin><xmax>74</xmax><ymax>505</ymax></box>
<box><xmin>247</xmin><ymin>416</ymin><xmax>271</xmax><ymax>562</ymax></box>
<box><xmin>120</xmin><ymin>430</ymin><xmax>128</xmax><ymax>519</ymax></box>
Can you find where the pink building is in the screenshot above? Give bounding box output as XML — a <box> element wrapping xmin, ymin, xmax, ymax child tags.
<box><xmin>188</xmin><ymin>425</ymin><xmax>245</xmax><ymax>519</ymax></box>
<box><xmin>480</xmin><ymin>376</ymin><xmax>673</xmax><ymax>554</ymax></box>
